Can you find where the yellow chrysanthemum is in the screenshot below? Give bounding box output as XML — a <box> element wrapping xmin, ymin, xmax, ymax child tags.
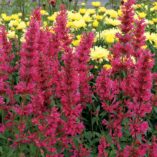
<box><xmin>96</xmin><ymin>15</ymin><xmax>103</xmax><ymax>21</ymax></box>
<box><xmin>103</xmin><ymin>64</ymin><xmax>112</xmax><ymax>70</ymax></box>
<box><xmin>152</xmin><ymin>18</ymin><xmax>157</xmax><ymax>23</ymax></box>
<box><xmin>1</xmin><ymin>13</ymin><xmax>11</xmax><ymax>22</ymax></box>
<box><xmin>79</xmin><ymin>8</ymin><xmax>86</xmax><ymax>15</ymax></box>
<box><xmin>92</xmin><ymin>20</ymin><xmax>99</xmax><ymax>28</ymax></box>
<box><xmin>145</xmin><ymin>32</ymin><xmax>156</xmax><ymax>42</ymax></box>
<box><xmin>98</xmin><ymin>28</ymin><xmax>119</xmax><ymax>44</ymax></box>
<box><xmin>16</xmin><ymin>21</ymin><xmax>26</xmax><ymax>30</ymax></box>
<box><xmin>68</xmin><ymin>12</ymin><xmax>82</xmax><ymax>21</ymax></box>
<box><xmin>8</xmin><ymin>20</ymin><xmax>19</xmax><ymax>27</ymax></box>
<box><xmin>90</xmin><ymin>46</ymin><xmax>110</xmax><ymax>61</ymax></box>
<box><xmin>47</xmin><ymin>12</ymin><xmax>57</xmax><ymax>21</ymax></box>
<box><xmin>72</xmin><ymin>40</ymin><xmax>80</xmax><ymax>46</ymax></box>
<box><xmin>106</xmin><ymin>9</ymin><xmax>118</xmax><ymax>19</ymax></box>
<box><xmin>98</xmin><ymin>7</ymin><xmax>106</xmax><ymax>13</ymax></box>
<box><xmin>138</xmin><ymin>12</ymin><xmax>146</xmax><ymax>19</ymax></box>
<box><xmin>7</xmin><ymin>30</ymin><xmax>16</xmax><ymax>39</ymax></box>
<box><xmin>118</xmin><ymin>9</ymin><xmax>122</xmax><ymax>17</ymax></box>
<box><xmin>134</xmin><ymin>4</ymin><xmax>142</xmax><ymax>9</ymax></box>
<box><xmin>92</xmin><ymin>1</ymin><xmax>101</xmax><ymax>7</ymax></box>
<box><xmin>86</xmin><ymin>9</ymin><xmax>96</xmax><ymax>15</ymax></box>
<box><xmin>10</xmin><ymin>14</ymin><xmax>19</xmax><ymax>20</ymax></box>
<box><xmin>83</xmin><ymin>15</ymin><xmax>92</xmax><ymax>23</ymax></box>
<box><xmin>105</xmin><ymin>17</ymin><xmax>120</xmax><ymax>26</ymax></box>
<box><xmin>72</xmin><ymin>19</ymin><xmax>86</xmax><ymax>29</ymax></box>
<box><xmin>40</xmin><ymin>10</ymin><xmax>49</xmax><ymax>16</ymax></box>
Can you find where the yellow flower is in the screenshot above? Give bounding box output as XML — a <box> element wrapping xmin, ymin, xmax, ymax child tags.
<box><xmin>68</xmin><ymin>12</ymin><xmax>82</xmax><ymax>21</ymax></box>
<box><xmin>67</xmin><ymin>21</ymin><xmax>73</xmax><ymax>27</ymax></box>
<box><xmin>93</xmin><ymin>20</ymin><xmax>99</xmax><ymax>28</ymax></box>
<box><xmin>9</xmin><ymin>20</ymin><xmax>19</xmax><ymax>27</ymax></box>
<box><xmin>141</xmin><ymin>45</ymin><xmax>147</xmax><ymax>49</ymax></box>
<box><xmin>7</xmin><ymin>30</ymin><xmax>16</xmax><ymax>39</ymax></box>
<box><xmin>10</xmin><ymin>27</ymin><xmax>15</xmax><ymax>31</ymax></box>
<box><xmin>48</xmin><ymin>12</ymin><xmax>57</xmax><ymax>21</ymax></box>
<box><xmin>106</xmin><ymin>9</ymin><xmax>118</xmax><ymax>18</ymax></box>
<box><xmin>83</xmin><ymin>15</ymin><xmax>92</xmax><ymax>23</ymax></box>
<box><xmin>98</xmin><ymin>7</ymin><xmax>106</xmax><ymax>13</ymax></box>
<box><xmin>79</xmin><ymin>8</ymin><xmax>86</xmax><ymax>15</ymax></box>
<box><xmin>43</xmin><ymin>21</ymin><xmax>47</xmax><ymax>27</ymax></box>
<box><xmin>148</xmin><ymin>20</ymin><xmax>154</xmax><ymax>25</ymax></box>
<box><xmin>105</xmin><ymin>34</ymin><xmax>114</xmax><ymax>43</ymax></box>
<box><xmin>103</xmin><ymin>64</ymin><xmax>112</xmax><ymax>70</ymax></box>
<box><xmin>26</xmin><ymin>21</ymin><xmax>30</xmax><ymax>26</ymax></box>
<box><xmin>72</xmin><ymin>19</ymin><xmax>86</xmax><ymax>29</ymax></box>
<box><xmin>40</xmin><ymin>10</ymin><xmax>48</xmax><ymax>16</ymax></box>
<box><xmin>152</xmin><ymin>18</ymin><xmax>157</xmax><ymax>23</ymax></box>
<box><xmin>20</xmin><ymin>35</ymin><xmax>26</xmax><ymax>43</ymax></box>
<box><xmin>134</xmin><ymin>4</ymin><xmax>142</xmax><ymax>9</ymax></box>
<box><xmin>72</xmin><ymin>40</ymin><xmax>80</xmax><ymax>46</ymax></box>
<box><xmin>96</xmin><ymin>15</ymin><xmax>103</xmax><ymax>21</ymax></box>
<box><xmin>48</xmin><ymin>15</ymin><xmax>55</xmax><ymax>21</ymax></box>
<box><xmin>87</xmin><ymin>9</ymin><xmax>96</xmax><ymax>15</ymax></box>
<box><xmin>154</xmin><ymin>39</ymin><xmax>157</xmax><ymax>48</ymax></box>
<box><xmin>1</xmin><ymin>13</ymin><xmax>11</xmax><ymax>22</ymax></box>
<box><xmin>134</xmin><ymin>14</ymin><xmax>139</xmax><ymax>20</ymax></box>
<box><xmin>92</xmin><ymin>1</ymin><xmax>101</xmax><ymax>7</ymax></box>
<box><xmin>10</xmin><ymin>14</ymin><xmax>19</xmax><ymax>20</ymax></box>
<box><xmin>153</xmin><ymin>2</ymin><xmax>157</xmax><ymax>6</ymax></box>
<box><xmin>118</xmin><ymin>9</ymin><xmax>122</xmax><ymax>17</ymax></box>
<box><xmin>16</xmin><ymin>21</ymin><xmax>26</xmax><ymax>30</ymax></box>
<box><xmin>145</xmin><ymin>32</ymin><xmax>156</xmax><ymax>42</ymax></box>
<box><xmin>76</xmin><ymin>35</ymin><xmax>81</xmax><ymax>40</ymax></box>
<box><xmin>152</xmin><ymin>5</ymin><xmax>157</xmax><ymax>11</ymax></box>
<box><xmin>105</xmin><ymin>18</ymin><xmax>120</xmax><ymax>26</ymax></box>
<box><xmin>99</xmin><ymin>28</ymin><xmax>119</xmax><ymax>44</ymax></box>
<box><xmin>138</xmin><ymin>12</ymin><xmax>146</xmax><ymax>19</ymax></box>
<box><xmin>90</xmin><ymin>46</ymin><xmax>110</xmax><ymax>61</ymax></box>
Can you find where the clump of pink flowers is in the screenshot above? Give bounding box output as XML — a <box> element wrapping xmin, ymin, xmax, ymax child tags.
<box><xmin>0</xmin><ymin>1</ymin><xmax>157</xmax><ymax>156</ymax></box>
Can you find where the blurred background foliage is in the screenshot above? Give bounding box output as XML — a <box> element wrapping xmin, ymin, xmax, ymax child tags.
<box><xmin>0</xmin><ymin>0</ymin><xmax>80</xmax><ymax>16</ymax></box>
<box><xmin>0</xmin><ymin>0</ymin><xmax>155</xmax><ymax>16</ymax></box>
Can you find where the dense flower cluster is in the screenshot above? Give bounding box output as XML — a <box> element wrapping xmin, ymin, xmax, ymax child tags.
<box><xmin>0</xmin><ymin>0</ymin><xmax>157</xmax><ymax>156</ymax></box>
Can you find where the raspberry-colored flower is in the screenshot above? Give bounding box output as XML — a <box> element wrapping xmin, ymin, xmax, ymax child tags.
<box><xmin>76</xmin><ymin>32</ymin><xmax>94</xmax><ymax>106</ymax></box>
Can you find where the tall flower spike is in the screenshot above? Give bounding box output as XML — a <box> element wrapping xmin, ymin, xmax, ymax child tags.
<box><xmin>30</xmin><ymin>31</ymin><xmax>54</xmax><ymax>114</ymax></box>
<box><xmin>0</xmin><ymin>26</ymin><xmax>15</xmax><ymax>133</ymax></box>
<box><xmin>54</xmin><ymin>5</ymin><xmax>72</xmax><ymax>52</ymax></box>
<box><xmin>133</xmin><ymin>50</ymin><xmax>154</xmax><ymax>111</ymax></box>
<box><xmin>114</xmin><ymin>0</ymin><xmax>135</xmax><ymax>56</ymax></box>
<box><xmin>61</xmin><ymin>45</ymin><xmax>84</xmax><ymax>136</ymax></box>
<box><xmin>118</xmin><ymin>0</ymin><xmax>135</xmax><ymax>43</ymax></box>
<box><xmin>61</xmin><ymin>47</ymin><xmax>80</xmax><ymax>116</ymax></box>
<box><xmin>111</xmin><ymin>0</ymin><xmax>135</xmax><ymax>73</ymax></box>
<box><xmin>133</xmin><ymin>18</ymin><xmax>146</xmax><ymax>57</ymax></box>
<box><xmin>16</xmin><ymin>8</ymin><xmax>41</xmax><ymax>94</ymax></box>
<box><xmin>76</xmin><ymin>32</ymin><xmax>94</xmax><ymax>106</ymax></box>
<box><xmin>0</xmin><ymin>26</ymin><xmax>14</xmax><ymax>103</ymax></box>
<box><xmin>46</xmin><ymin>31</ymin><xmax>61</xmax><ymax>98</ymax></box>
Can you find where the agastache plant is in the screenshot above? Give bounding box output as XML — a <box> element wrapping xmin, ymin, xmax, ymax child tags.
<box><xmin>75</xmin><ymin>32</ymin><xmax>94</xmax><ymax>106</ymax></box>
<box><xmin>0</xmin><ymin>26</ymin><xmax>15</xmax><ymax>133</ymax></box>
<box><xmin>96</xmin><ymin>0</ymin><xmax>156</xmax><ymax>156</ymax></box>
<box><xmin>0</xmin><ymin>1</ymin><xmax>157</xmax><ymax>156</ymax></box>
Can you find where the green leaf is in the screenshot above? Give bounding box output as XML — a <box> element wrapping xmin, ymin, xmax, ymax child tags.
<box><xmin>109</xmin><ymin>150</ymin><xmax>116</xmax><ymax>157</ymax></box>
